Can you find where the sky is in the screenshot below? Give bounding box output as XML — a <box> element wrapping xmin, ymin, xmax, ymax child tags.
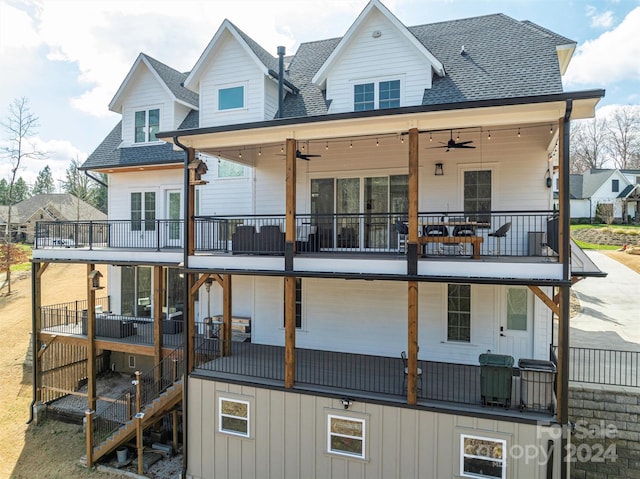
<box><xmin>1</xmin><ymin>0</ymin><xmax>639</xmax><ymax>187</ymax></box>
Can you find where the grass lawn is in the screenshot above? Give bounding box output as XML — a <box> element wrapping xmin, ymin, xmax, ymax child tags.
<box><xmin>571</xmin><ymin>224</ymin><xmax>640</xmax><ymax>250</ymax></box>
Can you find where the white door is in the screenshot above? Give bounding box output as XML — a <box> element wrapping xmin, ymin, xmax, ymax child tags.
<box><xmin>165</xmin><ymin>190</ymin><xmax>182</xmax><ymax>247</ymax></box>
<box><xmin>497</xmin><ymin>287</ymin><xmax>533</xmax><ymax>362</ymax></box>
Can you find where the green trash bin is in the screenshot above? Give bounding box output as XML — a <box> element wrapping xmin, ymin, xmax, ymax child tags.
<box><xmin>479</xmin><ymin>353</ymin><xmax>514</xmax><ymax>408</ymax></box>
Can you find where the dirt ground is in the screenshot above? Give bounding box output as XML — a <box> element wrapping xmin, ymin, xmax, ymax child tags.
<box><xmin>1</xmin><ymin>252</ymin><xmax>638</xmax><ymax>479</ymax></box>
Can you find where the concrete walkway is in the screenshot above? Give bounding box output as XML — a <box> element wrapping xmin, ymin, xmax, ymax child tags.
<box><xmin>571</xmin><ymin>251</ymin><xmax>640</xmax><ymax>351</ymax></box>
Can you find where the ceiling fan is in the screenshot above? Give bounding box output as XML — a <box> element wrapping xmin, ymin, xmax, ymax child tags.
<box><xmin>278</xmin><ymin>149</ymin><xmax>322</xmax><ymax>161</ymax></box>
<box><xmin>429</xmin><ymin>131</ymin><xmax>475</xmax><ymax>151</ymax></box>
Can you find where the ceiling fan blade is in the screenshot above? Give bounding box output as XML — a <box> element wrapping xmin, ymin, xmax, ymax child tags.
<box><xmin>457</xmin><ymin>144</ymin><xmax>476</xmax><ymax>149</ymax></box>
<box><xmin>456</xmin><ymin>140</ymin><xmax>474</xmax><ymax>146</ymax></box>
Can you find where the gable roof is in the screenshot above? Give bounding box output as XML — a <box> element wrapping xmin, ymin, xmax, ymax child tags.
<box><xmin>184</xmin><ymin>19</ymin><xmax>284</xmax><ymax>91</ymax></box>
<box><xmin>312</xmin><ymin>0</ymin><xmax>444</xmax><ymax>88</ymax></box>
<box><xmin>109</xmin><ymin>53</ymin><xmax>198</xmax><ymax>113</ymax></box>
<box><xmin>619</xmin><ymin>184</ymin><xmax>640</xmax><ymax>199</ymax></box>
<box><xmin>4</xmin><ymin>194</ymin><xmax>106</xmax><ymax>223</ymax></box>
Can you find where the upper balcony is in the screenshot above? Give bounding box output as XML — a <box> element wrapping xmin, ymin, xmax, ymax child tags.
<box><xmin>34</xmin><ymin>209</ymin><xmax>564</xmax><ymax>282</ymax></box>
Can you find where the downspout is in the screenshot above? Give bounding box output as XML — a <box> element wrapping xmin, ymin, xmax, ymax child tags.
<box><xmin>277</xmin><ymin>46</ymin><xmax>285</xmax><ymax>119</ymax></box>
<box><xmin>173</xmin><ymin>135</ymin><xmax>190</xmax><ymax>478</ymax></box>
<box><xmin>560</xmin><ymin>99</ymin><xmax>573</xmax><ymax>479</ymax></box>
<box><xmin>27</xmin><ymin>261</ymin><xmax>37</xmax><ymax>424</ymax></box>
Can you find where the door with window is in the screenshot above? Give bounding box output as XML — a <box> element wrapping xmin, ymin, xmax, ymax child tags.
<box><xmin>497</xmin><ymin>287</ymin><xmax>533</xmax><ymax>360</ymax></box>
<box><xmin>165</xmin><ymin>190</ymin><xmax>182</xmax><ymax>247</ymax></box>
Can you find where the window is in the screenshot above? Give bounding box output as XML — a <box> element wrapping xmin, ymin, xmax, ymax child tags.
<box><xmin>612</xmin><ymin>179</ymin><xmax>619</xmax><ymax>192</ymax></box>
<box><xmin>506</xmin><ymin>288</ymin><xmax>527</xmax><ymax>331</ymax></box>
<box><xmin>328</xmin><ymin>415</ymin><xmax>365</xmax><ymax>459</ymax></box>
<box><xmin>283</xmin><ymin>278</ymin><xmax>302</xmax><ymax>329</ymax></box>
<box><xmin>219</xmin><ymin>397</ymin><xmax>249</xmax><ymax>437</ymax></box>
<box><xmin>218</xmin><ymin>159</ymin><xmax>245</xmax><ymax>178</ymax></box>
<box><xmin>353</xmin><ymin>79</ymin><xmax>400</xmax><ymax>111</ymax></box>
<box><xmin>448</xmin><ymin>284</ymin><xmax>471</xmax><ymax>342</ymax></box>
<box><xmin>460</xmin><ymin>435</ymin><xmax>506</xmax><ymax>479</ymax></box>
<box><xmin>134</xmin><ymin>108</ymin><xmax>159</xmax><ymax>143</ymax></box>
<box><xmin>131</xmin><ymin>192</ymin><xmax>156</xmax><ymax>231</ymax></box>
<box><xmin>128</xmin><ymin>355</ymin><xmax>136</xmax><ymax>369</ymax></box>
<box><xmin>464</xmin><ymin>170</ymin><xmax>492</xmax><ymax>224</ymax></box>
<box><xmin>121</xmin><ymin>266</ymin><xmax>152</xmax><ymax>317</ymax></box>
<box><xmin>354</xmin><ymin>83</ymin><xmax>374</xmax><ymax>111</ymax></box>
<box><xmin>219</xmin><ymin>86</ymin><xmax>244</xmax><ymax>110</ymax></box>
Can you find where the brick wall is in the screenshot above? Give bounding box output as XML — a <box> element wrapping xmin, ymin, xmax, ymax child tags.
<box><xmin>569</xmin><ymin>384</ymin><xmax>640</xmax><ymax>479</ymax></box>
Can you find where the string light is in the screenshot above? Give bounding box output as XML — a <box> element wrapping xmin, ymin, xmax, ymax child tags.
<box><xmin>456</xmin><ymin>132</ymin><xmax>460</xmax><ymax>141</ymax></box>
<box><xmin>549</xmin><ymin>125</ymin><xmax>553</xmax><ymax>134</ymax></box>
<box><xmin>350</xmin><ymin>141</ymin><xmax>353</xmax><ymax>149</ymax></box>
<box><xmin>280</xmin><ymin>145</ymin><xmax>284</xmax><ymax>153</ymax></box>
<box><xmin>401</xmin><ymin>136</ymin><xmax>404</xmax><ymax>144</ymax></box>
<box><xmin>429</xmin><ymin>133</ymin><xmax>433</xmax><ymax>142</ymax></box>
<box><xmin>487</xmin><ymin>131</ymin><xmax>491</xmax><ymax>140</ymax></box>
<box><xmin>325</xmin><ymin>141</ymin><xmax>329</xmax><ymax>150</ymax></box>
<box><xmin>517</xmin><ymin>128</ymin><xmax>521</xmax><ymax>138</ymax></box>
<box><xmin>258</xmin><ymin>147</ymin><xmax>262</xmax><ymax>156</ymax></box>
<box><xmin>376</xmin><ymin>138</ymin><xmax>379</xmax><ymax>147</ymax></box>
<box><xmin>238</xmin><ymin>150</ymin><xmax>242</xmax><ymax>158</ymax></box>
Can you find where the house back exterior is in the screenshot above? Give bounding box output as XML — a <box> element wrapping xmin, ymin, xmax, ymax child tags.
<box><xmin>31</xmin><ymin>2</ymin><xmax>606</xmax><ymax>478</ymax></box>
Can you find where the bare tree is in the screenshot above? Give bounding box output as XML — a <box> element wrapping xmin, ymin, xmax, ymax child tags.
<box><xmin>0</xmin><ymin>97</ymin><xmax>45</xmax><ymax>294</ymax></box>
<box><xmin>606</xmin><ymin>106</ymin><xmax>640</xmax><ymax>170</ymax></box>
<box><xmin>570</xmin><ymin>117</ymin><xmax>609</xmax><ymax>173</ymax></box>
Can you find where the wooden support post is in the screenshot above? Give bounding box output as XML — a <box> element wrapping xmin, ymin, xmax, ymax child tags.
<box><xmin>172</xmin><ymin>410</ymin><xmax>179</xmax><ymax>454</ymax></box>
<box><xmin>85</xmin><ymin>409</ymin><xmax>94</xmax><ymax>469</ymax></box>
<box><xmin>222</xmin><ymin>274</ymin><xmax>232</xmax><ymax>357</ymax></box>
<box><xmin>153</xmin><ymin>266</ymin><xmax>164</xmax><ymax>378</ymax></box>
<box><xmin>407</xmin><ymin>128</ymin><xmax>419</xmax><ymax>273</ymax></box>
<box><xmin>187</xmin><ymin>148</ymin><xmax>196</xmax><ymax>256</ymax></box>
<box><xmin>86</xmin><ymin>263</ymin><xmax>97</xmax><ymax>412</ymax></box>
<box><xmin>285</xmin><ymin>138</ymin><xmax>297</xmax><ymax>270</ymax></box>
<box><xmin>528</xmin><ymin>285</ymin><xmax>560</xmax><ymax>318</ymax></box>
<box><xmin>284</xmin><ymin>276</ymin><xmax>296</xmax><ymax>388</ymax></box>
<box><xmin>33</xmin><ymin>262</ymin><xmax>43</xmax><ymax>403</ymax></box>
<box><xmin>135</xmin><ymin>370</ymin><xmax>142</xmax><ymax>413</ymax></box>
<box><xmin>407</xmin><ymin>280</ymin><xmax>419</xmax><ymax>405</ymax></box>
<box><xmin>187</xmin><ymin>272</ymin><xmax>196</xmax><ymax>373</ymax></box>
<box><xmin>136</xmin><ymin>414</ymin><xmax>144</xmax><ymax>475</ymax></box>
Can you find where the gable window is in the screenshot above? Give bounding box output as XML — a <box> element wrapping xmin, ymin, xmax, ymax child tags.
<box><xmin>218</xmin><ymin>85</ymin><xmax>244</xmax><ymax>110</ymax></box>
<box><xmin>353</xmin><ymin>79</ymin><xmax>400</xmax><ymax>111</ymax></box>
<box><xmin>460</xmin><ymin>434</ymin><xmax>506</xmax><ymax>479</ymax></box>
<box><xmin>464</xmin><ymin>170</ymin><xmax>492</xmax><ymax>224</ymax></box>
<box><xmin>134</xmin><ymin>108</ymin><xmax>159</xmax><ymax>143</ymax></box>
<box><xmin>328</xmin><ymin>414</ymin><xmax>365</xmax><ymax>459</ymax></box>
<box><xmin>218</xmin><ymin>159</ymin><xmax>245</xmax><ymax>178</ymax></box>
<box><xmin>612</xmin><ymin>179</ymin><xmax>619</xmax><ymax>193</ymax></box>
<box><xmin>131</xmin><ymin>192</ymin><xmax>156</xmax><ymax>231</ymax></box>
<box><xmin>283</xmin><ymin>278</ymin><xmax>303</xmax><ymax>329</ymax></box>
<box><xmin>448</xmin><ymin>284</ymin><xmax>471</xmax><ymax>342</ymax></box>
<box><xmin>506</xmin><ymin>288</ymin><xmax>527</xmax><ymax>331</ymax></box>
<box><xmin>219</xmin><ymin>397</ymin><xmax>249</xmax><ymax>437</ymax></box>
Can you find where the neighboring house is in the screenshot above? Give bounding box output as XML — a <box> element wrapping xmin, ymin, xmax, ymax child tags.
<box><xmin>553</xmin><ymin>169</ymin><xmax>640</xmax><ymax>222</ymax></box>
<box><xmin>32</xmin><ymin>2</ymin><xmax>607</xmax><ymax>478</ymax></box>
<box><xmin>0</xmin><ymin>193</ymin><xmax>106</xmax><ymax>243</ymax></box>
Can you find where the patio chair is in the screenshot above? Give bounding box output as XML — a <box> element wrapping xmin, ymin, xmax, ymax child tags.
<box><xmin>401</xmin><ymin>350</ymin><xmax>423</xmax><ymax>393</ymax></box>
<box><xmin>394</xmin><ymin>219</ymin><xmax>408</xmax><ymax>253</ymax></box>
<box><xmin>423</xmin><ymin>224</ymin><xmax>449</xmax><ymax>255</ymax></box>
<box><xmin>488</xmin><ymin>222</ymin><xmax>511</xmax><ymax>255</ymax></box>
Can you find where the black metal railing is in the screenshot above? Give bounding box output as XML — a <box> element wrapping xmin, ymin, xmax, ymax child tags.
<box><xmin>92</xmin><ymin>348</ymin><xmax>184</xmax><ymax>445</ymax></box>
<box><xmin>192</xmin><ymin>210</ymin><xmax>559</xmax><ymax>259</ymax></box>
<box><xmin>194</xmin><ymin>340</ymin><xmax>555</xmax><ymax>415</ymax></box>
<box><xmin>41</xmin><ymin>297</ymin><xmax>110</xmax><ymax>333</ymax></box>
<box><xmin>554</xmin><ymin>346</ymin><xmax>640</xmax><ymax>387</ymax></box>
<box><xmin>34</xmin><ymin>219</ymin><xmax>184</xmax><ymax>250</ymax></box>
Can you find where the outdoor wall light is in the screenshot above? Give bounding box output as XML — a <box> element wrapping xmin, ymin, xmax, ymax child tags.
<box><xmin>545</xmin><ymin>169</ymin><xmax>552</xmax><ymax>188</ymax></box>
<box><xmin>435</xmin><ymin>163</ymin><xmax>444</xmax><ymax>176</ymax></box>
<box><xmin>340</xmin><ymin>398</ymin><xmax>353</xmax><ymax>409</ymax></box>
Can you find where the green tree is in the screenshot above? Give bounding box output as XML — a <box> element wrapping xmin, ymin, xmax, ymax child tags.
<box><xmin>0</xmin><ymin>178</ymin><xmax>8</xmax><ymax>205</ymax></box>
<box><xmin>93</xmin><ymin>172</ymin><xmax>108</xmax><ymax>213</ymax></box>
<box><xmin>32</xmin><ymin>165</ymin><xmax>55</xmax><ymax>195</ymax></box>
<box><xmin>61</xmin><ymin>157</ymin><xmax>92</xmax><ymax>201</ymax></box>
<box><xmin>12</xmin><ymin>177</ymin><xmax>30</xmax><ymax>202</ymax></box>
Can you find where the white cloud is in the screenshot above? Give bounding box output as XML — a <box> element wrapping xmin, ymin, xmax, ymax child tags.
<box><xmin>564</xmin><ymin>7</ymin><xmax>640</xmax><ymax>86</ymax></box>
<box><xmin>0</xmin><ymin>1</ymin><xmax>41</xmax><ymax>53</ymax></box>
<box><xmin>591</xmin><ymin>10</ymin><xmax>614</xmax><ymax>28</ymax></box>
<box><xmin>595</xmin><ymin>103</ymin><xmax>640</xmax><ymax>120</ymax></box>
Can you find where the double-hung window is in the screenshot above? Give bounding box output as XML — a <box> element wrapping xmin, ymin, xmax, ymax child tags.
<box><xmin>218</xmin><ymin>85</ymin><xmax>245</xmax><ymax>110</ymax></box>
<box><xmin>460</xmin><ymin>434</ymin><xmax>506</xmax><ymax>479</ymax></box>
<box><xmin>219</xmin><ymin>397</ymin><xmax>249</xmax><ymax>437</ymax></box>
<box><xmin>464</xmin><ymin>169</ymin><xmax>492</xmax><ymax>224</ymax></box>
<box><xmin>134</xmin><ymin>108</ymin><xmax>159</xmax><ymax>143</ymax></box>
<box><xmin>353</xmin><ymin>79</ymin><xmax>400</xmax><ymax>111</ymax></box>
<box><xmin>328</xmin><ymin>414</ymin><xmax>365</xmax><ymax>459</ymax></box>
<box><xmin>447</xmin><ymin>284</ymin><xmax>471</xmax><ymax>342</ymax></box>
<box><xmin>131</xmin><ymin>192</ymin><xmax>156</xmax><ymax>231</ymax></box>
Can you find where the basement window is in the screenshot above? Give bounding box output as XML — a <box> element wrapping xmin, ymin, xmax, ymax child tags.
<box><xmin>328</xmin><ymin>414</ymin><xmax>365</xmax><ymax>459</ymax></box>
<box><xmin>460</xmin><ymin>434</ymin><xmax>506</xmax><ymax>479</ymax></box>
<box><xmin>219</xmin><ymin>397</ymin><xmax>249</xmax><ymax>437</ymax></box>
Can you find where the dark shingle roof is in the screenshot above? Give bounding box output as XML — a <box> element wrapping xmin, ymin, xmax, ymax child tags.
<box><xmin>143</xmin><ymin>54</ymin><xmax>198</xmax><ymax>107</ymax></box>
<box><xmin>8</xmin><ymin>194</ymin><xmax>106</xmax><ymax>222</ymax></box>
<box><xmin>229</xmin><ymin>21</ymin><xmax>280</xmax><ymax>74</ymax></box>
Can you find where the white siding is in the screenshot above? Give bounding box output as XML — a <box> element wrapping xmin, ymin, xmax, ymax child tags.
<box><xmin>173</xmin><ymin>103</ymin><xmax>192</xmax><ymax>129</ymax></box>
<box><xmin>108</xmin><ymin>170</ymin><xmax>182</xmax><ymax>221</ymax></box>
<box><xmin>324</xmin><ymin>8</ymin><xmax>432</xmax><ymax>113</ymax></box>
<box><xmin>589</xmin><ymin>170</ymin><xmax>630</xmax><ymax>219</ymax></box>
<box><xmin>120</xmin><ymin>65</ymin><xmax>174</xmax><ymax>146</ymax></box>
<box><xmin>198</xmin><ymin>162</ymin><xmax>254</xmax><ymax>216</ymax></box>
<box><xmin>263</xmin><ymin>77</ymin><xmax>279</xmax><ymax>120</ymax></box>
<box><xmin>187</xmin><ymin>380</ymin><xmax>559</xmax><ymax>479</ymax></box>
<box><xmin>198</xmin><ymin>31</ymin><xmax>267</xmax><ymax>127</ymax></box>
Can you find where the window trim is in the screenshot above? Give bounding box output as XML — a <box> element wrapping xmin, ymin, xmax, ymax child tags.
<box><xmin>133</xmin><ymin>107</ymin><xmax>161</xmax><ymax>144</ymax></box>
<box><xmin>130</xmin><ymin>191</ymin><xmax>156</xmax><ymax>232</ymax></box>
<box><xmin>612</xmin><ymin>179</ymin><xmax>619</xmax><ymax>193</ymax></box>
<box><xmin>218</xmin><ymin>396</ymin><xmax>250</xmax><ymax>438</ymax></box>
<box><xmin>351</xmin><ymin>76</ymin><xmax>403</xmax><ymax>111</ymax></box>
<box><xmin>217</xmin><ymin>159</ymin><xmax>247</xmax><ymax>178</ymax></box>
<box><xmin>460</xmin><ymin>434</ymin><xmax>507</xmax><ymax>479</ymax></box>
<box><xmin>283</xmin><ymin>277</ymin><xmax>303</xmax><ymax>330</ymax></box>
<box><xmin>217</xmin><ymin>83</ymin><xmax>246</xmax><ymax>111</ymax></box>
<box><xmin>327</xmin><ymin>414</ymin><xmax>366</xmax><ymax>459</ymax></box>
<box><xmin>446</xmin><ymin>283</ymin><xmax>471</xmax><ymax>343</ymax></box>
<box><xmin>458</xmin><ymin>164</ymin><xmax>497</xmax><ymax>226</ymax></box>
<box><xmin>506</xmin><ymin>287</ymin><xmax>528</xmax><ymax>332</ymax></box>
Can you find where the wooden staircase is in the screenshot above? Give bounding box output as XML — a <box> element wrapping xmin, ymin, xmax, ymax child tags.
<box><xmin>90</xmin><ymin>379</ymin><xmax>183</xmax><ymax>464</ymax></box>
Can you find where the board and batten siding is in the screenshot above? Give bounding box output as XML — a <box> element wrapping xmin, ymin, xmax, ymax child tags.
<box><xmin>248</xmin><ymin>277</ymin><xmax>549</xmax><ymax>364</ymax></box>
<box><xmin>187</xmin><ymin>379</ymin><xmax>559</xmax><ymax>479</ymax></box>
<box><xmin>324</xmin><ymin>8</ymin><xmax>433</xmax><ymax>114</ymax></box>
<box><xmin>198</xmin><ymin>32</ymin><xmax>268</xmax><ymax>127</ymax></box>
<box><xmin>119</xmin><ymin>65</ymin><xmax>175</xmax><ymax>146</ymax></box>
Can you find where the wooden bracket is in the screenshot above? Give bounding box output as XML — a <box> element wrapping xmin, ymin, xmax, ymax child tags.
<box><xmin>37</xmin><ymin>335</ymin><xmax>58</xmax><ymax>358</ymax></box>
<box><xmin>528</xmin><ymin>285</ymin><xmax>560</xmax><ymax>317</ymax></box>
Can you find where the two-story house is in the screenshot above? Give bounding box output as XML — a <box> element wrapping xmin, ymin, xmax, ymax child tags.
<box><xmin>32</xmin><ymin>2</ymin><xmax>606</xmax><ymax>478</ymax></box>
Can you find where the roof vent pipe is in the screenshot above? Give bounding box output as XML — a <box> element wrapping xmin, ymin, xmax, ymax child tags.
<box><xmin>277</xmin><ymin>46</ymin><xmax>285</xmax><ymax>118</ymax></box>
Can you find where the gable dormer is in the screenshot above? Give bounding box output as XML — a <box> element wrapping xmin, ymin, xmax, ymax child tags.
<box><xmin>312</xmin><ymin>0</ymin><xmax>444</xmax><ymax>114</ymax></box>
<box><xmin>109</xmin><ymin>53</ymin><xmax>197</xmax><ymax>147</ymax></box>
<box><xmin>184</xmin><ymin>20</ymin><xmax>289</xmax><ymax>127</ymax></box>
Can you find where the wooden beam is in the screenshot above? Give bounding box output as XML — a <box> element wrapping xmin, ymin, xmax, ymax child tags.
<box><xmin>153</xmin><ymin>266</ymin><xmax>164</xmax><ymax>376</ymax></box>
<box><xmin>35</xmin><ymin>261</ymin><xmax>49</xmax><ymax>279</ymax></box>
<box><xmin>222</xmin><ymin>274</ymin><xmax>232</xmax><ymax>356</ymax></box>
<box><xmin>528</xmin><ymin>285</ymin><xmax>560</xmax><ymax>317</ymax></box>
<box><xmin>86</xmin><ymin>263</ymin><xmax>97</xmax><ymax>412</ymax></box>
<box><xmin>553</xmin><ymin>277</ymin><xmax>582</xmax><ymax>304</ymax></box>
<box><xmin>407</xmin><ymin>281</ymin><xmax>419</xmax><ymax>405</ymax></box>
<box><xmin>187</xmin><ymin>273</ymin><xmax>196</xmax><ymax>373</ymax></box>
<box><xmin>284</xmin><ymin>277</ymin><xmax>296</xmax><ymax>388</ymax></box>
<box><xmin>190</xmin><ymin>272</ymin><xmax>210</xmax><ymax>296</ymax></box>
<box><xmin>37</xmin><ymin>332</ymin><xmax>175</xmax><ymax>356</ymax></box>
<box><xmin>285</xmin><ymin>138</ymin><xmax>297</xmax><ymax>246</ymax></box>
<box><xmin>212</xmin><ymin>274</ymin><xmax>225</xmax><ymax>287</ymax></box>
<box><xmin>408</xmin><ymin>128</ymin><xmax>419</xmax><ymax>244</ymax></box>
<box><xmin>187</xmin><ymin>148</ymin><xmax>196</xmax><ymax>256</ymax></box>
<box><xmin>37</xmin><ymin>335</ymin><xmax>58</xmax><ymax>359</ymax></box>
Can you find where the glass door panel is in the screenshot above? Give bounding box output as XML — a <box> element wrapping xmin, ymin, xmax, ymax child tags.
<box><xmin>311</xmin><ymin>178</ymin><xmax>335</xmax><ymax>248</ymax></box>
<box><xmin>364</xmin><ymin>177</ymin><xmax>388</xmax><ymax>249</ymax></box>
<box><xmin>337</xmin><ymin>178</ymin><xmax>360</xmax><ymax>248</ymax></box>
<box><xmin>166</xmin><ymin>190</ymin><xmax>181</xmax><ymax>244</ymax></box>
<box><xmin>390</xmin><ymin>175</ymin><xmax>409</xmax><ymax>249</ymax></box>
